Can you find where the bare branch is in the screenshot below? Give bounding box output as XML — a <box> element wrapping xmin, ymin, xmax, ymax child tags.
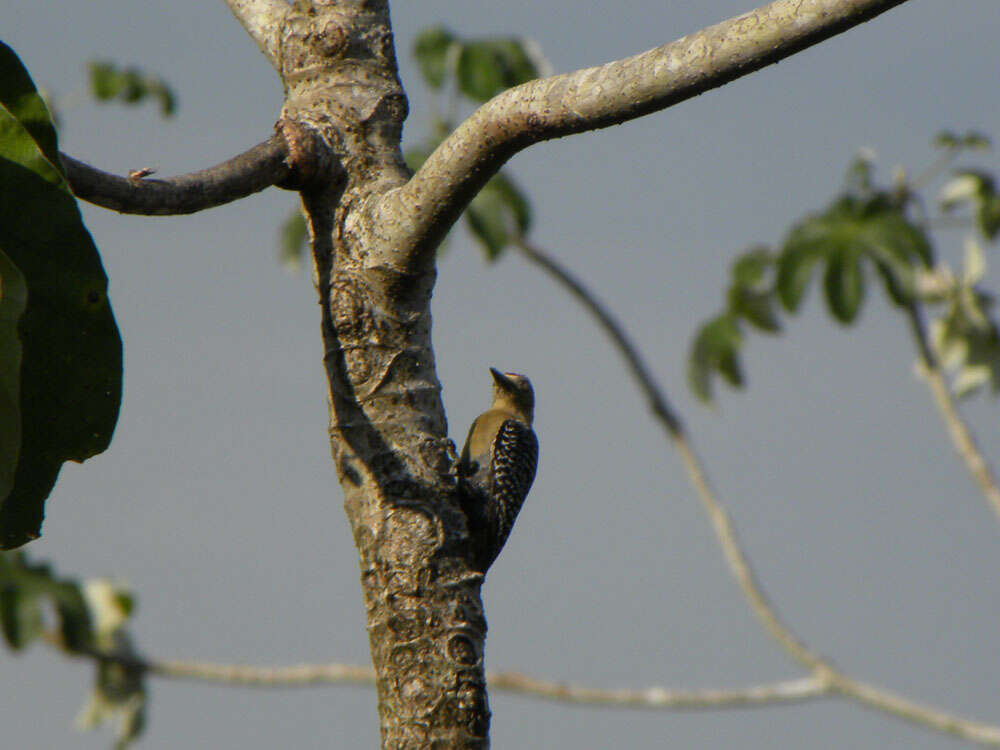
<box><xmin>61</xmin><ymin>638</ymin><xmax>829</xmax><ymax>710</ymax></box>
<box><xmin>906</xmin><ymin>304</ymin><xmax>1000</xmax><ymax>521</ymax></box>
<box><xmin>487</xmin><ymin>672</ymin><xmax>825</xmax><ymax>710</ymax></box>
<box><xmin>223</xmin><ymin>0</ymin><xmax>290</xmax><ymax>66</ymax></box>
<box><xmin>160</xmin><ymin>659</ymin><xmax>828</xmax><ymax>711</ymax></box>
<box><xmin>515</xmin><ymin>239</ymin><xmax>682</xmax><ymax>433</ymax></box>
<box><xmin>380</xmin><ymin>0</ymin><xmax>912</xmax><ymax>264</ymax></box>
<box><xmin>516</xmin><ymin>238</ymin><xmax>1000</xmax><ymax>746</ymax></box>
<box><xmin>151</xmin><ymin>659</ymin><xmax>376</xmax><ymax>688</ymax></box>
<box><xmin>61</xmin><ymin>135</ymin><xmax>292</xmax><ymax>215</ymax></box>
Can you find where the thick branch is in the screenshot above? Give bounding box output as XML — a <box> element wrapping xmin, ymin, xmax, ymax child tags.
<box><xmin>379</xmin><ymin>0</ymin><xmax>911</xmax><ymax>265</ymax></box>
<box><xmin>223</xmin><ymin>0</ymin><xmax>289</xmax><ymax>66</ymax></box>
<box><xmin>61</xmin><ymin>135</ymin><xmax>292</xmax><ymax>215</ymax></box>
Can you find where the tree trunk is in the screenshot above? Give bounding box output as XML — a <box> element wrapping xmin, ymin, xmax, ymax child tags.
<box><xmin>274</xmin><ymin>4</ymin><xmax>493</xmax><ymax>746</ymax></box>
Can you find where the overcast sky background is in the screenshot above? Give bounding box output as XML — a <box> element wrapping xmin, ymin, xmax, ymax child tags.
<box><xmin>4</xmin><ymin>2</ymin><xmax>1000</xmax><ymax>748</ymax></box>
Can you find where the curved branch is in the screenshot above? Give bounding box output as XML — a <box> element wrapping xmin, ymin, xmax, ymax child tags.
<box><xmin>380</xmin><ymin>0</ymin><xmax>912</xmax><ymax>264</ymax></box>
<box><xmin>515</xmin><ymin>239</ymin><xmax>1000</xmax><ymax>746</ymax></box>
<box><xmin>515</xmin><ymin>239</ymin><xmax>682</xmax><ymax>434</ymax></box>
<box><xmin>906</xmin><ymin>303</ymin><xmax>1000</xmax><ymax>521</ymax></box>
<box><xmin>61</xmin><ymin>135</ymin><xmax>292</xmax><ymax>215</ymax></box>
<box><xmin>223</xmin><ymin>0</ymin><xmax>289</xmax><ymax>66</ymax></box>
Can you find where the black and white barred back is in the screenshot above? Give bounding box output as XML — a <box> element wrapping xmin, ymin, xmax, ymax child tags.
<box><xmin>486</xmin><ymin>418</ymin><xmax>539</xmax><ymax>555</ymax></box>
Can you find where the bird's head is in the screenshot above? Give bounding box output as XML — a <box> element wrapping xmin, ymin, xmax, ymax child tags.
<box><xmin>490</xmin><ymin>367</ymin><xmax>534</xmax><ymax>422</ymax></box>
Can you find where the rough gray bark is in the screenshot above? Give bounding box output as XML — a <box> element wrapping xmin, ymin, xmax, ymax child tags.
<box><xmin>271</xmin><ymin>4</ymin><xmax>490</xmax><ymax>746</ymax></box>
<box><xmin>68</xmin><ymin>0</ymin><xmax>912</xmax><ymax>745</ymax></box>
<box><xmin>232</xmin><ymin>1</ymin><xmax>912</xmax><ymax>747</ymax></box>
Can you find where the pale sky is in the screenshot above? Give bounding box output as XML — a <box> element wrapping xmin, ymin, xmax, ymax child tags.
<box><xmin>3</xmin><ymin>2</ymin><xmax>1000</xmax><ymax>748</ymax></box>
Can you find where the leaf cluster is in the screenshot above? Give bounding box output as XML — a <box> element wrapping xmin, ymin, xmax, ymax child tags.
<box><xmin>279</xmin><ymin>28</ymin><xmax>543</xmax><ymax>268</ymax></box>
<box><xmin>1</xmin><ymin>550</ymin><xmax>144</xmax><ymax>748</ymax></box>
<box><xmin>691</xmin><ymin>136</ymin><xmax>1000</xmax><ymax>402</ymax></box>
<box><xmin>87</xmin><ymin>61</ymin><xmax>176</xmax><ymax>117</ymax></box>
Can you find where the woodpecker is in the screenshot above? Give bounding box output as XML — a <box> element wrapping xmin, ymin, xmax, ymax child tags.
<box><xmin>456</xmin><ymin>368</ymin><xmax>539</xmax><ymax>573</ymax></box>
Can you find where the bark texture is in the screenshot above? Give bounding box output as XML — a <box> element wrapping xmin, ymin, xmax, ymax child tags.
<box><xmin>270</xmin><ymin>3</ymin><xmax>491</xmax><ymax>747</ymax></box>
<box><xmin>216</xmin><ymin>1</ymin><xmax>913</xmax><ymax>747</ymax></box>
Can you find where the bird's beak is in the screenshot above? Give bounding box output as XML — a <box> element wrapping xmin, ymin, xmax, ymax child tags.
<box><xmin>490</xmin><ymin>367</ymin><xmax>513</xmax><ymax>389</ymax></box>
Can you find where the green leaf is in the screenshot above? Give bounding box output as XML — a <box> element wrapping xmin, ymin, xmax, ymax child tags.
<box><xmin>976</xmin><ymin>194</ymin><xmax>1000</xmax><ymax>240</ymax></box>
<box><xmin>870</xmin><ymin>255</ymin><xmax>913</xmax><ymax>307</ymax></box>
<box><xmin>858</xmin><ymin>212</ymin><xmax>931</xmax><ymax>306</ymax></box>
<box><xmin>0</xmin><ymin>43</ymin><xmax>123</xmax><ymax>548</ymax></box>
<box><xmin>688</xmin><ymin>314</ymin><xmax>743</xmax><ymax>402</ymax></box>
<box><xmin>776</xmin><ymin>241</ymin><xmax>825</xmax><ymax>312</ymax></box>
<box><xmin>845</xmin><ymin>151</ymin><xmax>875</xmax><ymax>196</ymax></box>
<box><xmin>730</xmin><ymin>247</ymin><xmax>773</xmax><ymax>288</ymax></box>
<box><xmin>0</xmin><ymin>585</ymin><xmax>43</xmax><ymax>649</ymax></box>
<box><xmin>779</xmin><ymin>194</ymin><xmax>930</xmax><ymax>319</ymax></box>
<box><xmin>465</xmin><ymin>171</ymin><xmax>532</xmax><ymax>260</ymax></box>
<box><xmin>729</xmin><ymin>286</ymin><xmax>781</xmax><ymax>332</ymax></box>
<box><xmin>456</xmin><ymin>39</ymin><xmax>539</xmax><ymax>102</ymax></box>
<box><xmin>413</xmin><ymin>27</ymin><xmax>457</xmax><ymax>90</ymax></box>
<box><xmin>727</xmin><ymin>248</ymin><xmax>780</xmax><ymax>332</ymax></box>
<box><xmin>0</xmin><ymin>551</ymin><xmax>93</xmax><ymax>651</ymax></box>
<box><xmin>0</xmin><ymin>249</ymin><xmax>26</xmax><ymax>501</ymax></box>
<box><xmin>962</xmin><ymin>131</ymin><xmax>991</xmax><ymax>151</ymax></box>
<box><xmin>278</xmin><ymin>208</ymin><xmax>308</xmax><ymax>273</ymax></box>
<box><xmin>823</xmin><ymin>250</ymin><xmax>864</xmax><ymax>323</ymax></box>
<box><xmin>87</xmin><ymin>61</ymin><xmax>176</xmax><ymax>118</ymax></box>
<box><xmin>0</xmin><ymin>45</ymin><xmax>60</xmax><ymax>167</ymax></box>
<box><xmin>938</xmin><ymin>171</ymin><xmax>999</xmax><ymax>241</ymax></box>
<box><xmin>933</xmin><ymin>131</ymin><xmax>960</xmax><ymax>150</ymax></box>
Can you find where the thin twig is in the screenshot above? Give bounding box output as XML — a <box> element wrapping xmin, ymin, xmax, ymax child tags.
<box><xmin>906</xmin><ymin>303</ymin><xmax>1000</xmax><ymax>520</ymax></box>
<box><xmin>150</xmin><ymin>660</ymin><xmax>375</xmax><ymax>688</ymax></box>
<box><xmin>58</xmin><ymin>639</ymin><xmax>828</xmax><ymax>710</ymax></box>
<box><xmin>61</xmin><ymin>135</ymin><xmax>292</xmax><ymax>215</ymax></box>
<box><xmin>487</xmin><ymin>671</ymin><xmax>826</xmax><ymax>710</ymax></box>
<box><xmin>910</xmin><ymin>147</ymin><xmax>958</xmax><ymax>191</ymax></box>
<box><xmin>514</xmin><ymin>236</ymin><xmax>1000</xmax><ymax>745</ymax></box>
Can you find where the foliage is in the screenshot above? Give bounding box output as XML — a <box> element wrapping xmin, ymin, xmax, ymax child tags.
<box><xmin>279</xmin><ymin>29</ymin><xmax>542</xmax><ymax>267</ymax></box>
<box><xmin>0</xmin><ymin>42</ymin><xmax>123</xmax><ymax>549</ymax></box>
<box><xmin>690</xmin><ymin>134</ymin><xmax>1000</xmax><ymax>402</ymax></box>
<box><xmin>1</xmin><ymin>550</ymin><xmax>144</xmax><ymax>748</ymax></box>
<box><xmin>87</xmin><ymin>61</ymin><xmax>176</xmax><ymax>117</ymax></box>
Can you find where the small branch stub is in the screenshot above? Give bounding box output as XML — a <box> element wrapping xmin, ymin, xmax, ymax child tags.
<box><xmin>275</xmin><ymin>118</ymin><xmax>338</xmax><ymax>191</ymax></box>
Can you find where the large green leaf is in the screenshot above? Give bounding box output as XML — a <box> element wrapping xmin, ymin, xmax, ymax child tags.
<box><xmin>0</xmin><ymin>45</ymin><xmax>59</xmax><ymax>167</ymax></box>
<box><xmin>0</xmin><ymin>42</ymin><xmax>122</xmax><ymax>548</ymax></box>
<box><xmin>777</xmin><ymin>194</ymin><xmax>931</xmax><ymax>321</ymax></box>
<box><xmin>0</xmin><ymin>249</ymin><xmax>25</xmax><ymax>502</ymax></box>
